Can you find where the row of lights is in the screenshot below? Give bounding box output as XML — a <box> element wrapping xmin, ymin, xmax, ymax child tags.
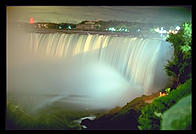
<box><xmin>58</xmin><ymin>25</ymin><xmax>72</xmax><ymax>30</ymax></box>
<box><xmin>106</xmin><ymin>25</ymin><xmax>180</xmax><ymax>34</ymax></box>
<box><xmin>35</xmin><ymin>24</ymin><xmax>48</xmax><ymax>29</ymax></box>
<box><xmin>153</xmin><ymin>26</ymin><xmax>181</xmax><ymax>35</ymax></box>
<box><xmin>30</xmin><ymin>17</ymin><xmax>72</xmax><ymax>30</ymax></box>
<box><xmin>107</xmin><ymin>27</ymin><xmax>130</xmax><ymax>32</ymax></box>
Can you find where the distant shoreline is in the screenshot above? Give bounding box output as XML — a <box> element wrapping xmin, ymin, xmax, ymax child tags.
<box><xmin>29</xmin><ymin>29</ymin><xmax>135</xmax><ymax>36</ymax></box>
<box><xmin>28</xmin><ymin>29</ymin><xmax>166</xmax><ymax>40</ymax></box>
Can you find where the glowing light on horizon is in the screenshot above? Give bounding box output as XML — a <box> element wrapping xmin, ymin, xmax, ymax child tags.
<box><xmin>176</xmin><ymin>26</ymin><xmax>180</xmax><ymax>31</ymax></box>
<box><xmin>29</xmin><ymin>17</ymin><xmax>34</xmax><ymax>24</ymax></box>
<box><xmin>154</xmin><ymin>27</ymin><xmax>167</xmax><ymax>34</ymax></box>
<box><xmin>68</xmin><ymin>25</ymin><xmax>72</xmax><ymax>29</ymax></box>
<box><xmin>109</xmin><ymin>27</ymin><xmax>116</xmax><ymax>31</ymax></box>
<box><xmin>160</xmin><ymin>92</ymin><xmax>166</xmax><ymax>97</ymax></box>
<box><xmin>58</xmin><ymin>26</ymin><xmax>62</xmax><ymax>29</ymax></box>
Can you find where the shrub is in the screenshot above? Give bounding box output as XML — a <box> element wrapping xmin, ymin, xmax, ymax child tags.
<box><xmin>138</xmin><ymin>78</ymin><xmax>191</xmax><ymax>130</ymax></box>
<box><xmin>165</xmin><ymin>22</ymin><xmax>192</xmax><ymax>88</ymax></box>
<box><xmin>161</xmin><ymin>94</ymin><xmax>192</xmax><ymax>130</ymax></box>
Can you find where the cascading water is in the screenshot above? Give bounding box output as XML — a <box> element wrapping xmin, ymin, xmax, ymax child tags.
<box><xmin>29</xmin><ymin>33</ymin><xmax>173</xmax><ymax>93</ymax></box>
<box><xmin>8</xmin><ymin>31</ymin><xmax>173</xmax><ymax>113</ymax></box>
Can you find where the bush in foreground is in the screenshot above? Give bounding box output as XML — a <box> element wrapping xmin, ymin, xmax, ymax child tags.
<box><xmin>165</xmin><ymin>22</ymin><xmax>192</xmax><ymax>89</ymax></box>
<box><xmin>161</xmin><ymin>94</ymin><xmax>192</xmax><ymax>130</ymax></box>
<box><xmin>138</xmin><ymin>78</ymin><xmax>192</xmax><ymax>130</ymax></box>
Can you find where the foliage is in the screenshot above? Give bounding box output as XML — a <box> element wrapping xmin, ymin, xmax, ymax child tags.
<box><xmin>6</xmin><ymin>102</ymin><xmax>91</xmax><ymax>130</ymax></box>
<box><xmin>160</xmin><ymin>88</ymin><xmax>171</xmax><ymax>94</ymax></box>
<box><xmin>165</xmin><ymin>88</ymin><xmax>171</xmax><ymax>94</ymax></box>
<box><xmin>6</xmin><ymin>101</ymin><xmax>35</xmax><ymax>129</ymax></box>
<box><xmin>165</xmin><ymin>22</ymin><xmax>192</xmax><ymax>88</ymax></box>
<box><xmin>161</xmin><ymin>94</ymin><xmax>192</xmax><ymax>130</ymax></box>
<box><xmin>138</xmin><ymin>78</ymin><xmax>192</xmax><ymax>130</ymax></box>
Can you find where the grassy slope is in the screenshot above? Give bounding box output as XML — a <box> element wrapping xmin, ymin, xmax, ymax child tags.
<box><xmin>6</xmin><ymin>101</ymin><xmax>93</xmax><ymax>130</ymax></box>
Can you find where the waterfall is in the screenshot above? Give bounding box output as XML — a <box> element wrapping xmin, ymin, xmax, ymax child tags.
<box><xmin>8</xmin><ymin>31</ymin><xmax>173</xmax><ymax>112</ymax></box>
<box><xmin>29</xmin><ymin>33</ymin><xmax>173</xmax><ymax>95</ymax></box>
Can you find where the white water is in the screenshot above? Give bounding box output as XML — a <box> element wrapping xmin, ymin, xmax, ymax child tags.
<box><xmin>7</xmin><ymin>30</ymin><xmax>173</xmax><ymax>112</ymax></box>
<box><xmin>29</xmin><ymin>33</ymin><xmax>173</xmax><ymax>93</ymax></box>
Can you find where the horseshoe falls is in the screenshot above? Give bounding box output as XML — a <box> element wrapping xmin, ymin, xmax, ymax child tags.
<box><xmin>7</xmin><ymin>32</ymin><xmax>174</xmax><ymax>112</ymax></box>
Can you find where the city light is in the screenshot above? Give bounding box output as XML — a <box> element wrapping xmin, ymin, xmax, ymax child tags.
<box><xmin>109</xmin><ymin>27</ymin><xmax>116</xmax><ymax>31</ymax></box>
<box><xmin>176</xmin><ymin>26</ymin><xmax>180</xmax><ymax>31</ymax></box>
<box><xmin>154</xmin><ymin>27</ymin><xmax>167</xmax><ymax>34</ymax></box>
<box><xmin>58</xmin><ymin>26</ymin><xmax>62</xmax><ymax>29</ymax></box>
<box><xmin>113</xmin><ymin>27</ymin><xmax>129</xmax><ymax>32</ymax></box>
<box><xmin>168</xmin><ymin>29</ymin><xmax>178</xmax><ymax>34</ymax></box>
<box><xmin>29</xmin><ymin>17</ymin><xmax>34</xmax><ymax>24</ymax></box>
<box><xmin>68</xmin><ymin>25</ymin><xmax>72</xmax><ymax>30</ymax></box>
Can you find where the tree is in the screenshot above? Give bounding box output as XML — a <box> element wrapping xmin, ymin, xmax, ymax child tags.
<box><xmin>165</xmin><ymin>22</ymin><xmax>192</xmax><ymax>89</ymax></box>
